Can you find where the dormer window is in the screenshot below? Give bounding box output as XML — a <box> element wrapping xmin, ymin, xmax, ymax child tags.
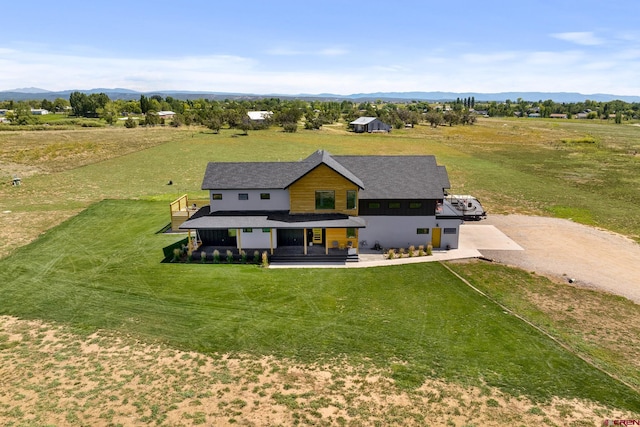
<box><xmin>315</xmin><ymin>191</ymin><xmax>335</xmax><ymax>210</ymax></box>
<box><xmin>346</xmin><ymin>190</ymin><xmax>357</xmax><ymax>209</ymax></box>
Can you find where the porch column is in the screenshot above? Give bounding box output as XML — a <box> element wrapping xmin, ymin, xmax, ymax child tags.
<box><xmin>325</xmin><ymin>232</ymin><xmax>329</xmax><ymax>255</ymax></box>
<box><xmin>270</xmin><ymin>228</ymin><xmax>274</xmax><ymax>255</ymax></box>
<box><xmin>303</xmin><ymin>228</ymin><xmax>307</xmax><ymax>255</ymax></box>
<box><xmin>237</xmin><ymin>228</ymin><xmax>242</xmax><ymax>252</ymax></box>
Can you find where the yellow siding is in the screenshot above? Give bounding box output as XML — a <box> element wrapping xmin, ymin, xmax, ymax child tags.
<box><xmin>326</xmin><ymin>228</ymin><xmax>358</xmax><ymax>249</ymax></box>
<box><xmin>289</xmin><ymin>164</ymin><xmax>359</xmax><ymax>214</ymax></box>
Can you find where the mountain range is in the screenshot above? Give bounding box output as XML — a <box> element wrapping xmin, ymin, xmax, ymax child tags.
<box><xmin>1</xmin><ymin>88</ymin><xmax>639</xmax><ymax>103</ymax></box>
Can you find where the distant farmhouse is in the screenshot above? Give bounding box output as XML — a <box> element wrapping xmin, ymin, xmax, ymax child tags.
<box><xmin>157</xmin><ymin>111</ymin><xmax>176</xmax><ymax>120</ymax></box>
<box><xmin>349</xmin><ymin>117</ymin><xmax>391</xmax><ymax>133</ymax></box>
<box><xmin>247</xmin><ymin>111</ymin><xmax>273</xmax><ymax>122</ymax></box>
<box><xmin>30</xmin><ymin>108</ymin><xmax>49</xmax><ymax>115</ymax></box>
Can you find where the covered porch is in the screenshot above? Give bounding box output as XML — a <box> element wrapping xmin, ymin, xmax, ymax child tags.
<box><xmin>179</xmin><ymin>208</ymin><xmax>366</xmax><ymax>262</ymax></box>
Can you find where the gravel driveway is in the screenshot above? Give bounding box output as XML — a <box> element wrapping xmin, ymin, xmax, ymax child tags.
<box><xmin>468</xmin><ymin>215</ymin><xmax>640</xmax><ymax>304</ymax></box>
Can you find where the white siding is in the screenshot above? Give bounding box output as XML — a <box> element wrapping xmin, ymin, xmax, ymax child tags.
<box><xmin>238</xmin><ymin>228</ymin><xmax>277</xmax><ymax>249</ymax></box>
<box><xmin>359</xmin><ymin>216</ymin><xmax>461</xmax><ymax>249</ymax></box>
<box><xmin>437</xmin><ymin>218</ymin><xmax>463</xmax><ymax>249</ymax></box>
<box><xmin>209</xmin><ymin>189</ymin><xmax>289</xmax><ymax>212</ymax></box>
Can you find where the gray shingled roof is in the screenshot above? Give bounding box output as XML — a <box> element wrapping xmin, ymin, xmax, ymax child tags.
<box><xmin>333</xmin><ymin>155</ymin><xmax>449</xmax><ymax>199</ymax></box>
<box><xmin>201</xmin><ymin>150</ymin><xmax>449</xmax><ymax>199</ymax></box>
<box><xmin>180</xmin><ymin>214</ymin><xmax>366</xmax><ymax>230</ymax></box>
<box><xmin>201</xmin><ymin>150</ymin><xmax>363</xmax><ymax>190</ymax></box>
<box><xmin>349</xmin><ymin>116</ymin><xmax>378</xmax><ymax>125</ymax></box>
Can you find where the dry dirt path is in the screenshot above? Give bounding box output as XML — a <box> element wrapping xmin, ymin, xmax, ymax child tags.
<box><xmin>473</xmin><ymin>215</ymin><xmax>640</xmax><ymax>304</ymax></box>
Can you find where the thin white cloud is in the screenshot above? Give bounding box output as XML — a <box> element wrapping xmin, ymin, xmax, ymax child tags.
<box><xmin>551</xmin><ymin>31</ymin><xmax>604</xmax><ymax>46</ymax></box>
<box><xmin>2</xmin><ymin>41</ymin><xmax>640</xmax><ymax>95</ymax></box>
<box><xmin>266</xmin><ymin>46</ymin><xmax>348</xmax><ymax>56</ymax></box>
<box><xmin>318</xmin><ymin>48</ymin><xmax>348</xmax><ymax>56</ymax></box>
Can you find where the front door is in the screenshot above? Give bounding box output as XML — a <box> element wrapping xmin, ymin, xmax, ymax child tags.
<box><xmin>432</xmin><ymin>227</ymin><xmax>441</xmax><ymax>248</ymax></box>
<box><xmin>309</xmin><ymin>228</ymin><xmax>324</xmax><ymax>245</ymax></box>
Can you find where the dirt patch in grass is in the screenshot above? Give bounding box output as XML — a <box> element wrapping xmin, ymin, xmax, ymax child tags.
<box><xmin>0</xmin><ymin>316</ymin><xmax>635</xmax><ymax>426</ymax></box>
<box><xmin>0</xmin><ymin>127</ymin><xmax>193</xmax><ymax>176</ymax></box>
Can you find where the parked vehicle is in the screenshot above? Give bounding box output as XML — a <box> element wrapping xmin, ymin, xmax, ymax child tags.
<box><xmin>442</xmin><ymin>195</ymin><xmax>487</xmax><ymax>221</ymax></box>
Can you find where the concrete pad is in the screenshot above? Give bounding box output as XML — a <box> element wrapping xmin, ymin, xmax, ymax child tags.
<box><xmin>459</xmin><ymin>224</ymin><xmax>524</xmax><ymax>251</ymax></box>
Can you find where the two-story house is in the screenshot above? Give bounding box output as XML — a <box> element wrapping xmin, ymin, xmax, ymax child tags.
<box><xmin>179</xmin><ymin>150</ymin><xmax>462</xmax><ymax>258</ymax></box>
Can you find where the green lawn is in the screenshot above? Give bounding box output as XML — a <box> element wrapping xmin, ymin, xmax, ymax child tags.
<box><xmin>3</xmin><ymin>119</ymin><xmax>639</xmax><ymax>240</ymax></box>
<box><xmin>1</xmin><ymin>199</ymin><xmax>638</xmax><ymax>412</ymax></box>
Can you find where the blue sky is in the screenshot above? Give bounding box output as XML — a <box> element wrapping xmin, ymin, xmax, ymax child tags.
<box><xmin>2</xmin><ymin>0</ymin><xmax>639</xmax><ymax>95</ymax></box>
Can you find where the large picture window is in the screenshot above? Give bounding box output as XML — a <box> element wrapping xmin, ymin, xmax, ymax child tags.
<box><xmin>315</xmin><ymin>190</ymin><xmax>335</xmax><ymax>209</ymax></box>
<box><xmin>346</xmin><ymin>190</ymin><xmax>357</xmax><ymax>210</ymax></box>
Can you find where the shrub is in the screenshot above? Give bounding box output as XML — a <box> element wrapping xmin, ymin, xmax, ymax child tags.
<box><xmin>213</xmin><ymin>249</ymin><xmax>220</xmax><ymax>264</ymax></box>
<box><xmin>226</xmin><ymin>249</ymin><xmax>234</xmax><ymax>263</ymax></box>
<box><xmin>398</xmin><ymin>247</ymin><xmax>405</xmax><ymax>257</ymax></box>
<box><xmin>261</xmin><ymin>251</ymin><xmax>269</xmax><ymax>268</ymax></box>
<box><xmin>282</xmin><ymin>122</ymin><xmax>298</xmax><ymax>133</ymax></box>
<box><xmin>80</xmin><ymin>120</ymin><xmax>105</xmax><ymax>128</ymax></box>
<box><xmin>408</xmin><ymin>245</ymin><xmax>415</xmax><ymax>257</ymax></box>
<box><xmin>124</xmin><ymin>117</ymin><xmax>137</xmax><ymax>128</ymax></box>
<box><xmin>253</xmin><ymin>250</ymin><xmax>260</xmax><ymax>264</ymax></box>
<box><xmin>172</xmin><ymin>248</ymin><xmax>181</xmax><ymax>262</ymax></box>
<box><xmin>200</xmin><ymin>250</ymin><xmax>207</xmax><ymax>263</ymax></box>
<box><xmin>387</xmin><ymin>249</ymin><xmax>395</xmax><ymax>260</ymax></box>
<box><xmin>240</xmin><ymin>250</ymin><xmax>247</xmax><ymax>264</ymax></box>
<box><xmin>426</xmin><ymin>243</ymin><xmax>433</xmax><ymax>256</ymax></box>
<box><xmin>418</xmin><ymin>245</ymin><xmax>425</xmax><ymax>256</ymax></box>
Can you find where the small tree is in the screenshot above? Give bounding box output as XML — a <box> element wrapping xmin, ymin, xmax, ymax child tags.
<box><xmin>144</xmin><ymin>111</ymin><xmax>159</xmax><ymax>126</ymax></box>
<box><xmin>443</xmin><ymin>110</ymin><xmax>460</xmax><ymax>127</ymax></box>
<box><xmin>283</xmin><ymin>122</ymin><xmax>298</xmax><ymax>133</ymax></box>
<box><xmin>425</xmin><ymin>111</ymin><xmax>443</xmax><ymax>128</ymax></box>
<box><xmin>124</xmin><ymin>117</ymin><xmax>137</xmax><ymax>128</ymax></box>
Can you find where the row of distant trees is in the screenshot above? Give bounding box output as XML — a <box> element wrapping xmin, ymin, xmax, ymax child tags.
<box><xmin>2</xmin><ymin>93</ymin><xmax>639</xmax><ymax>129</ymax></box>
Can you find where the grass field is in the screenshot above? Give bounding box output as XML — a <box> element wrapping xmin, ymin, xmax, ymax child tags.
<box><xmin>1</xmin><ymin>199</ymin><xmax>639</xmax><ymax>414</ymax></box>
<box><xmin>1</xmin><ymin>118</ymin><xmax>640</xmax><ymax>424</ymax></box>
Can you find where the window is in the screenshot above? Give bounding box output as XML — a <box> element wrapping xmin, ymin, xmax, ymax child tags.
<box><xmin>346</xmin><ymin>190</ymin><xmax>357</xmax><ymax>209</ymax></box>
<box><xmin>260</xmin><ymin>193</ymin><xmax>270</xmax><ymax>200</ymax></box>
<box><xmin>409</xmin><ymin>202</ymin><xmax>423</xmax><ymax>209</ymax></box>
<box><xmin>444</xmin><ymin>228</ymin><xmax>457</xmax><ymax>234</ymax></box>
<box><xmin>262</xmin><ymin>228</ymin><xmax>271</xmax><ymax>233</ymax></box>
<box><xmin>389</xmin><ymin>202</ymin><xmax>401</xmax><ymax>209</ymax></box>
<box><xmin>368</xmin><ymin>202</ymin><xmax>381</xmax><ymax>209</ymax></box>
<box><xmin>242</xmin><ymin>228</ymin><xmax>253</xmax><ymax>233</ymax></box>
<box><xmin>238</xmin><ymin>193</ymin><xmax>249</xmax><ymax>200</ymax></box>
<box><xmin>417</xmin><ymin>228</ymin><xmax>429</xmax><ymax>234</ymax></box>
<box><xmin>315</xmin><ymin>190</ymin><xmax>335</xmax><ymax>209</ymax></box>
<box><xmin>346</xmin><ymin>228</ymin><xmax>356</xmax><ymax>238</ymax></box>
<box><xmin>212</xmin><ymin>193</ymin><xmax>222</xmax><ymax>200</ymax></box>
